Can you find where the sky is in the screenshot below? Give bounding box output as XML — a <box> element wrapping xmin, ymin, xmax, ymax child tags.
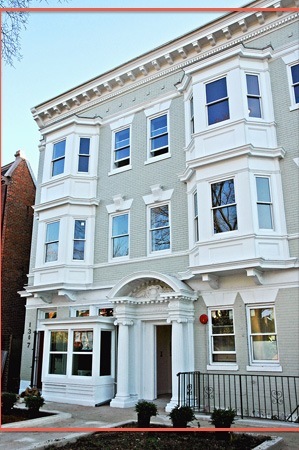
<box><xmin>2</xmin><ymin>0</ymin><xmax>244</xmax><ymax>177</ymax></box>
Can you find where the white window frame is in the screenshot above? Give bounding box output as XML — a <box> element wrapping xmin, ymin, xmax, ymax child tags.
<box><xmin>45</xmin><ymin>220</ymin><xmax>60</xmax><ymax>263</ymax></box>
<box><xmin>282</xmin><ymin>51</ymin><xmax>299</xmax><ymax>111</ymax></box>
<box><xmin>246</xmin><ymin>73</ymin><xmax>262</xmax><ymax>119</ymax></box>
<box><xmin>205</xmin><ymin>76</ymin><xmax>230</xmax><ymax>126</ymax></box>
<box><xmin>72</xmin><ymin>219</ymin><xmax>86</xmax><ymax>261</ymax></box>
<box><xmin>190</xmin><ymin>95</ymin><xmax>195</xmax><ymax>134</ymax></box>
<box><xmin>72</xmin><ymin>329</ymin><xmax>93</xmax><ymax>376</ymax></box>
<box><xmin>211</xmin><ymin>178</ymin><xmax>238</xmax><ymax>234</ymax></box>
<box><xmin>113</xmin><ymin>126</ymin><xmax>131</xmax><ymax>169</ymax></box>
<box><xmin>246</xmin><ymin>305</ymin><xmax>280</xmax><ymax>370</ymax></box>
<box><xmin>48</xmin><ymin>330</ymin><xmax>68</xmax><ymax>375</ymax></box>
<box><xmin>77</xmin><ymin>137</ymin><xmax>90</xmax><ymax>173</ymax></box>
<box><xmin>289</xmin><ymin>62</ymin><xmax>299</xmax><ymax>107</ymax></box>
<box><xmin>208</xmin><ymin>308</ymin><xmax>236</xmax><ymax>366</ymax></box>
<box><xmin>147</xmin><ymin>112</ymin><xmax>170</xmax><ymax>161</ymax></box>
<box><xmin>255</xmin><ymin>176</ymin><xmax>273</xmax><ymax>230</ymax></box>
<box><xmin>52</xmin><ymin>139</ymin><xmax>66</xmax><ymax>177</ymax></box>
<box><xmin>110</xmin><ymin>211</ymin><xmax>130</xmax><ymax>260</ymax></box>
<box><xmin>148</xmin><ymin>202</ymin><xmax>171</xmax><ymax>255</ymax></box>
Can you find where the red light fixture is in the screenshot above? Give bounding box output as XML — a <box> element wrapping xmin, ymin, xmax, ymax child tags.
<box><xmin>199</xmin><ymin>314</ymin><xmax>208</xmax><ymax>324</ymax></box>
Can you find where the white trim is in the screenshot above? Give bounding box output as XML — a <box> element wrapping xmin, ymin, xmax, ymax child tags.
<box><xmin>106</xmin><ymin>197</ymin><xmax>133</xmax><ymax>214</ymax></box>
<box><xmin>143</xmin><ymin>186</ymin><xmax>174</xmax><ymax>205</ymax></box>
<box><xmin>207</xmin><ymin>364</ymin><xmax>239</xmax><ymax>371</ymax></box>
<box><xmin>246</xmin><ymin>365</ymin><xmax>282</xmax><ymax>372</ymax></box>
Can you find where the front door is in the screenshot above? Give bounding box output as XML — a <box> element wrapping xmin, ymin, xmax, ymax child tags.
<box><xmin>156</xmin><ymin>325</ymin><xmax>172</xmax><ymax>396</ymax></box>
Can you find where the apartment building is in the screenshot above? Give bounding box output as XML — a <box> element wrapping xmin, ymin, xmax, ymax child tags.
<box><xmin>19</xmin><ymin>0</ymin><xmax>298</xmax><ymax>415</ymax></box>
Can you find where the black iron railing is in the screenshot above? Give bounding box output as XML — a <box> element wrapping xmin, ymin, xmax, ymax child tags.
<box><xmin>177</xmin><ymin>371</ymin><xmax>299</xmax><ymax>423</ymax></box>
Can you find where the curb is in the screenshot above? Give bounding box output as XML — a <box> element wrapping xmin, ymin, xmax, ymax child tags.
<box><xmin>1</xmin><ymin>410</ymin><xmax>72</xmax><ymax>429</ymax></box>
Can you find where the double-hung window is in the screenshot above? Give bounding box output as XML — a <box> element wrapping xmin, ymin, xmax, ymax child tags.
<box><xmin>210</xmin><ymin>309</ymin><xmax>236</xmax><ymax>363</ymax></box>
<box><xmin>111</xmin><ymin>213</ymin><xmax>129</xmax><ymax>258</ymax></box>
<box><xmin>246</xmin><ymin>74</ymin><xmax>262</xmax><ymax>118</ymax></box>
<box><xmin>49</xmin><ymin>331</ymin><xmax>68</xmax><ymax>375</ymax></box>
<box><xmin>211</xmin><ymin>179</ymin><xmax>237</xmax><ymax>233</ymax></box>
<box><xmin>247</xmin><ymin>306</ymin><xmax>278</xmax><ymax>364</ymax></box>
<box><xmin>114</xmin><ymin>128</ymin><xmax>130</xmax><ymax>168</ymax></box>
<box><xmin>73</xmin><ymin>220</ymin><xmax>86</xmax><ymax>260</ymax></box>
<box><xmin>78</xmin><ymin>138</ymin><xmax>90</xmax><ymax>172</ymax></box>
<box><xmin>193</xmin><ymin>191</ymin><xmax>199</xmax><ymax>242</ymax></box>
<box><xmin>206</xmin><ymin>77</ymin><xmax>230</xmax><ymax>125</ymax></box>
<box><xmin>72</xmin><ymin>330</ymin><xmax>93</xmax><ymax>376</ymax></box>
<box><xmin>149</xmin><ymin>114</ymin><xmax>168</xmax><ymax>157</ymax></box>
<box><xmin>291</xmin><ymin>63</ymin><xmax>299</xmax><ymax>104</ymax></box>
<box><xmin>52</xmin><ymin>140</ymin><xmax>66</xmax><ymax>176</ymax></box>
<box><xmin>150</xmin><ymin>204</ymin><xmax>170</xmax><ymax>252</ymax></box>
<box><xmin>256</xmin><ymin>177</ymin><xmax>273</xmax><ymax>229</ymax></box>
<box><xmin>45</xmin><ymin>221</ymin><xmax>60</xmax><ymax>262</ymax></box>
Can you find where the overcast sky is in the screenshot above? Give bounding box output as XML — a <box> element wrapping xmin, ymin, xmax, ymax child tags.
<box><xmin>3</xmin><ymin>0</ymin><xmax>244</xmax><ymax>176</ymax></box>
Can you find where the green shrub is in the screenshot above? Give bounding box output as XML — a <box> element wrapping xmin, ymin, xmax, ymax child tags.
<box><xmin>24</xmin><ymin>395</ymin><xmax>45</xmax><ymax>416</ymax></box>
<box><xmin>1</xmin><ymin>392</ymin><xmax>18</xmax><ymax>414</ymax></box>
<box><xmin>169</xmin><ymin>405</ymin><xmax>196</xmax><ymax>428</ymax></box>
<box><xmin>135</xmin><ymin>400</ymin><xmax>158</xmax><ymax>427</ymax></box>
<box><xmin>210</xmin><ymin>407</ymin><xmax>236</xmax><ymax>428</ymax></box>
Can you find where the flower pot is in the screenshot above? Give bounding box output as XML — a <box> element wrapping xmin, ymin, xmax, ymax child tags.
<box><xmin>137</xmin><ymin>412</ymin><xmax>151</xmax><ymax>428</ymax></box>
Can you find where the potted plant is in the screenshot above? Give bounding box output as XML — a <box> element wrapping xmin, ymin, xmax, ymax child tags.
<box><xmin>24</xmin><ymin>394</ymin><xmax>45</xmax><ymax>418</ymax></box>
<box><xmin>1</xmin><ymin>392</ymin><xmax>18</xmax><ymax>414</ymax></box>
<box><xmin>210</xmin><ymin>407</ymin><xmax>236</xmax><ymax>428</ymax></box>
<box><xmin>169</xmin><ymin>405</ymin><xmax>196</xmax><ymax>428</ymax></box>
<box><xmin>135</xmin><ymin>400</ymin><xmax>158</xmax><ymax>428</ymax></box>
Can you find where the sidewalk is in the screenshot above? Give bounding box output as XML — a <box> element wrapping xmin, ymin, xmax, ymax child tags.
<box><xmin>1</xmin><ymin>398</ymin><xmax>298</xmax><ymax>450</ymax></box>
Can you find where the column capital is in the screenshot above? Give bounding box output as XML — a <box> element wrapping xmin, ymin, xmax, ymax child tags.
<box><xmin>114</xmin><ymin>319</ymin><xmax>134</xmax><ymax>326</ymax></box>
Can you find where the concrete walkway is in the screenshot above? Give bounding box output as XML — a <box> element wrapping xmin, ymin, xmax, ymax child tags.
<box><xmin>1</xmin><ymin>398</ymin><xmax>298</xmax><ymax>449</ymax></box>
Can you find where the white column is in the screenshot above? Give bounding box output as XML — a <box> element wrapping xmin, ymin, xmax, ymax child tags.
<box><xmin>110</xmin><ymin>320</ymin><xmax>137</xmax><ymax>408</ymax></box>
<box><xmin>166</xmin><ymin>318</ymin><xmax>187</xmax><ymax>412</ymax></box>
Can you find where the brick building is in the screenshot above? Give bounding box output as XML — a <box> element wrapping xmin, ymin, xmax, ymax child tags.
<box><xmin>19</xmin><ymin>0</ymin><xmax>298</xmax><ymax>421</ymax></box>
<box><xmin>1</xmin><ymin>151</ymin><xmax>36</xmax><ymax>392</ymax></box>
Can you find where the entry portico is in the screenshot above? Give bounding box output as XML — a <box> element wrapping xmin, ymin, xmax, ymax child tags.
<box><xmin>108</xmin><ymin>271</ymin><xmax>197</xmax><ymax>411</ymax></box>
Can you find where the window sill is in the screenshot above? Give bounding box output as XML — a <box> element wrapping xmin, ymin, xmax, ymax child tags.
<box><xmin>246</xmin><ymin>365</ymin><xmax>282</xmax><ymax>372</ymax></box>
<box><xmin>289</xmin><ymin>104</ymin><xmax>299</xmax><ymax>111</ymax></box>
<box><xmin>108</xmin><ymin>164</ymin><xmax>132</xmax><ymax>176</ymax></box>
<box><xmin>148</xmin><ymin>249</ymin><xmax>171</xmax><ymax>257</ymax></box>
<box><xmin>207</xmin><ymin>364</ymin><xmax>239</xmax><ymax>371</ymax></box>
<box><xmin>144</xmin><ymin>153</ymin><xmax>171</xmax><ymax>165</ymax></box>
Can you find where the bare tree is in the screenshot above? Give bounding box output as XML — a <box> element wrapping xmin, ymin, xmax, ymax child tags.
<box><xmin>1</xmin><ymin>1</ymin><xmax>68</xmax><ymax>66</ymax></box>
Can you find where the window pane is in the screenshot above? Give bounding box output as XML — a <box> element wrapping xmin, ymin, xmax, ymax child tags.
<box><xmin>294</xmin><ymin>84</ymin><xmax>299</xmax><ymax>103</ymax></box>
<box><xmin>151</xmin><ymin>228</ymin><xmax>170</xmax><ymax>251</ymax></box>
<box><xmin>194</xmin><ymin>192</ymin><xmax>198</xmax><ymax>216</ymax></box>
<box><xmin>53</xmin><ymin>140</ymin><xmax>65</xmax><ymax>159</ymax></box>
<box><xmin>151</xmin><ymin>115</ymin><xmax>167</xmax><ymax>137</ymax></box>
<box><xmin>113</xmin><ymin>236</ymin><xmax>129</xmax><ymax>257</ymax></box>
<box><xmin>151</xmin><ymin>205</ymin><xmax>169</xmax><ymax>228</ymax></box>
<box><xmin>112</xmin><ymin>214</ymin><xmax>128</xmax><ymax>236</ymax></box>
<box><xmin>151</xmin><ymin>134</ymin><xmax>168</xmax><ymax>151</ymax></box>
<box><xmin>291</xmin><ymin>64</ymin><xmax>299</xmax><ymax>84</ymax></box>
<box><xmin>50</xmin><ymin>331</ymin><xmax>68</xmax><ymax>352</ymax></box>
<box><xmin>212</xmin><ymin>310</ymin><xmax>234</xmax><ymax>334</ymax></box>
<box><xmin>73</xmin><ymin>240</ymin><xmax>85</xmax><ymax>260</ymax></box>
<box><xmin>49</xmin><ymin>354</ymin><xmax>67</xmax><ymax>374</ymax></box>
<box><xmin>74</xmin><ymin>220</ymin><xmax>86</xmax><ymax>239</ymax></box>
<box><xmin>257</xmin><ymin>204</ymin><xmax>273</xmax><ymax>229</ymax></box>
<box><xmin>246</xmin><ymin>75</ymin><xmax>260</xmax><ymax>95</ymax></box>
<box><xmin>46</xmin><ymin>222</ymin><xmax>59</xmax><ymax>242</ymax></box>
<box><xmin>256</xmin><ymin>177</ymin><xmax>271</xmax><ymax>202</ymax></box>
<box><xmin>52</xmin><ymin>158</ymin><xmax>65</xmax><ymax>176</ymax></box>
<box><xmin>213</xmin><ymin>353</ymin><xmax>236</xmax><ymax>363</ymax></box>
<box><xmin>78</xmin><ymin>155</ymin><xmax>89</xmax><ymax>172</ymax></box>
<box><xmin>213</xmin><ymin>206</ymin><xmax>237</xmax><ymax>233</ymax></box>
<box><xmin>252</xmin><ymin>335</ymin><xmax>278</xmax><ymax>361</ymax></box>
<box><xmin>206</xmin><ymin>78</ymin><xmax>227</xmax><ymax>103</ymax></box>
<box><xmin>99</xmin><ymin>308</ymin><xmax>114</xmax><ymax>317</ymax></box>
<box><xmin>213</xmin><ymin>335</ymin><xmax>235</xmax><ymax>352</ymax></box>
<box><xmin>208</xmin><ymin>100</ymin><xmax>229</xmax><ymax>125</ymax></box>
<box><xmin>79</xmin><ymin>138</ymin><xmax>90</xmax><ymax>155</ymax></box>
<box><xmin>212</xmin><ymin>180</ymin><xmax>235</xmax><ymax>207</ymax></box>
<box><xmin>248</xmin><ymin>97</ymin><xmax>261</xmax><ymax>118</ymax></box>
<box><xmin>76</xmin><ymin>309</ymin><xmax>89</xmax><ymax>317</ymax></box>
<box><xmin>45</xmin><ymin>242</ymin><xmax>58</xmax><ymax>262</ymax></box>
<box><xmin>73</xmin><ymin>331</ymin><xmax>93</xmax><ymax>351</ymax></box>
<box><xmin>100</xmin><ymin>331</ymin><xmax>112</xmax><ymax>376</ymax></box>
<box><xmin>115</xmin><ymin>147</ymin><xmax>130</xmax><ymax>161</ymax></box>
<box><xmin>115</xmin><ymin>129</ymin><xmax>130</xmax><ymax>148</ymax></box>
<box><xmin>72</xmin><ymin>354</ymin><xmax>92</xmax><ymax>376</ymax></box>
<box><xmin>250</xmin><ymin>308</ymin><xmax>276</xmax><ymax>333</ymax></box>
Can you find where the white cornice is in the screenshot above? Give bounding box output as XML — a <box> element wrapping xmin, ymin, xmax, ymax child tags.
<box><xmin>31</xmin><ymin>3</ymin><xmax>299</xmax><ymax>130</ymax></box>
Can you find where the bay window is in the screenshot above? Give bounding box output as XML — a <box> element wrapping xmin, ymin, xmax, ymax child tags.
<box><xmin>52</xmin><ymin>140</ymin><xmax>65</xmax><ymax>176</ymax></box>
<box><xmin>72</xmin><ymin>330</ymin><xmax>93</xmax><ymax>376</ymax></box>
<box><xmin>73</xmin><ymin>220</ymin><xmax>86</xmax><ymax>260</ymax></box>
<box><xmin>45</xmin><ymin>221</ymin><xmax>60</xmax><ymax>262</ymax></box>
<box><xmin>256</xmin><ymin>177</ymin><xmax>273</xmax><ymax>229</ymax></box>
<box><xmin>246</xmin><ymin>74</ymin><xmax>262</xmax><ymax>118</ymax></box>
<box><xmin>49</xmin><ymin>331</ymin><xmax>68</xmax><ymax>375</ymax></box>
<box><xmin>78</xmin><ymin>138</ymin><xmax>90</xmax><ymax>172</ymax></box>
